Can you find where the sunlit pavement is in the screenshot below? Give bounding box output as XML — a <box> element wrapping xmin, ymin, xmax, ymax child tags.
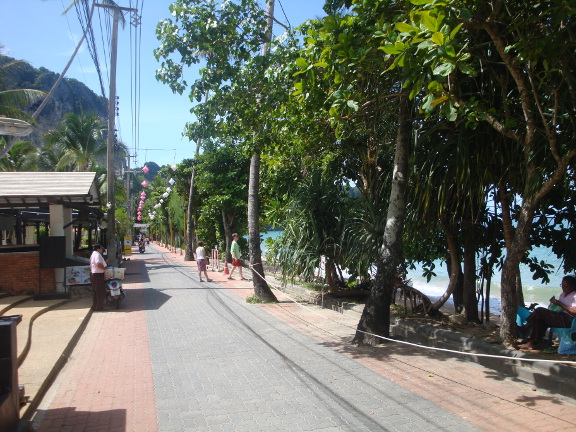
<box><xmin>29</xmin><ymin>243</ymin><xmax>576</xmax><ymax>432</ymax></box>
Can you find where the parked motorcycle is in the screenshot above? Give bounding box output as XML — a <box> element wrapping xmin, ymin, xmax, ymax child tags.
<box><xmin>104</xmin><ymin>267</ymin><xmax>126</xmax><ymax>309</ymax></box>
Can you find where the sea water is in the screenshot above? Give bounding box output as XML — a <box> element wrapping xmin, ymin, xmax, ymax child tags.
<box><xmin>407</xmin><ymin>247</ymin><xmax>564</xmax><ymax>314</ymax></box>
<box><xmin>261</xmin><ymin>231</ymin><xmax>566</xmax><ymax>315</ymax></box>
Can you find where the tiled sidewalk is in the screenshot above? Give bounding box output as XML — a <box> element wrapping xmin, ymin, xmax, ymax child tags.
<box><xmin>29</xmin><ymin>243</ymin><xmax>576</xmax><ymax>431</ymax></box>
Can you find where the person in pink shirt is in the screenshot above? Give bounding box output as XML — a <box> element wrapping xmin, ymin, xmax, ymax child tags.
<box><xmin>519</xmin><ymin>275</ymin><xmax>576</xmax><ymax>350</ymax></box>
<box><xmin>90</xmin><ymin>244</ymin><xmax>108</xmax><ymax>311</ymax></box>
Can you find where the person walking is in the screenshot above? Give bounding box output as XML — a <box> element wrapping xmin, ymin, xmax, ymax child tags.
<box><xmin>228</xmin><ymin>233</ymin><xmax>247</xmax><ymax>280</ymax></box>
<box><xmin>195</xmin><ymin>241</ymin><xmax>212</xmax><ymax>282</ymax></box>
<box><xmin>90</xmin><ymin>244</ymin><xmax>108</xmax><ymax>311</ymax></box>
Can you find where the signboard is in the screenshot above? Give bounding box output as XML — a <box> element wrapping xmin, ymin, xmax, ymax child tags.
<box><xmin>124</xmin><ymin>235</ymin><xmax>132</xmax><ymax>255</ymax></box>
<box><xmin>65</xmin><ymin>266</ymin><xmax>91</xmax><ymax>286</ymax></box>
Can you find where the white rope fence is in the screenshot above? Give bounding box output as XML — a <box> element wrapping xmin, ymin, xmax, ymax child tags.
<box><xmin>249</xmin><ymin>264</ymin><xmax>576</xmax><ymax>365</ymax></box>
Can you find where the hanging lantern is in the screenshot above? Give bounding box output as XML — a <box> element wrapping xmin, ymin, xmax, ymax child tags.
<box><xmin>137</xmin><ymin>215</ymin><xmax>142</xmax><ymax>221</ymax></box>
<box><xmin>142</xmin><ymin>165</ymin><xmax>150</xmax><ymax>174</ymax></box>
<box><xmin>165</xmin><ymin>187</ymin><xmax>171</xmax><ymax>193</ymax></box>
<box><xmin>171</xmin><ymin>164</ymin><xmax>177</xmax><ymax>171</ymax></box>
<box><xmin>159</xmin><ymin>199</ymin><xmax>164</xmax><ymax>204</ymax></box>
<box><xmin>141</xmin><ymin>180</ymin><xmax>148</xmax><ymax>188</ymax></box>
<box><xmin>168</xmin><ymin>178</ymin><xmax>176</xmax><ymax>186</ymax></box>
<box><xmin>162</xmin><ymin>192</ymin><xmax>169</xmax><ymax>198</ymax></box>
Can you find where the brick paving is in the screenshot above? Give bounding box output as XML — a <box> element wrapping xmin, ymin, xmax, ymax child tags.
<box><xmin>30</xmin><ymin>243</ymin><xmax>576</xmax><ymax>431</ymax></box>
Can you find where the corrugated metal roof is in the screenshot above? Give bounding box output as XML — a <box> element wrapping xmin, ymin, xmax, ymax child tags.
<box><xmin>0</xmin><ymin>172</ymin><xmax>101</xmax><ymax>208</ymax></box>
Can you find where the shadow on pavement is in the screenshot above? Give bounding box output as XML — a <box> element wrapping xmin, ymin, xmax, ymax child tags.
<box><xmin>32</xmin><ymin>407</ymin><xmax>126</xmax><ymax>432</ymax></box>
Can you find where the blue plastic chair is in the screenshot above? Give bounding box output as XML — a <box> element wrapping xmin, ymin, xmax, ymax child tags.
<box><xmin>555</xmin><ymin>318</ymin><xmax>576</xmax><ymax>355</ymax></box>
<box><xmin>516</xmin><ymin>306</ymin><xmax>531</xmax><ymax>339</ymax></box>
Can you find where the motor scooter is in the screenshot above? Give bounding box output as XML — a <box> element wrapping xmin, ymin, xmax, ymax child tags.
<box><xmin>138</xmin><ymin>241</ymin><xmax>145</xmax><ymax>253</ymax></box>
<box><xmin>104</xmin><ymin>267</ymin><xmax>126</xmax><ymax>309</ymax></box>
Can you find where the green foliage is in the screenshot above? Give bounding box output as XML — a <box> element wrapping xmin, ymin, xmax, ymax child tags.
<box><xmin>246</xmin><ymin>294</ymin><xmax>265</xmax><ymax>304</ymax></box>
<box><xmin>43</xmin><ymin>113</ymin><xmax>107</xmax><ymax>172</ymax></box>
<box><xmin>0</xmin><ymin>140</ymin><xmax>39</xmax><ymax>172</ymax></box>
<box><xmin>267</xmin><ymin>166</ymin><xmax>353</xmax><ymax>281</ymax></box>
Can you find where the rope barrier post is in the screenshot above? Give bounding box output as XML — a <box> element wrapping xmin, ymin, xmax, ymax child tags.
<box><xmin>223</xmin><ymin>258</ymin><xmax>229</xmax><ymax>275</ymax></box>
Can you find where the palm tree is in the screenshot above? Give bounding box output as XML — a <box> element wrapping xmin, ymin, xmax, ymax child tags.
<box><xmin>43</xmin><ymin>113</ymin><xmax>107</xmax><ymax>172</ymax></box>
<box><xmin>0</xmin><ymin>140</ymin><xmax>39</xmax><ymax>171</ymax></box>
<box><xmin>0</xmin><ymin>54</ymin><xmax>45</xmax><ymax>159</ymax></box>
<box><xmin>0</xmin><ymin>56</ymin><xmax>45</xmax><ymax>122</ymax></box>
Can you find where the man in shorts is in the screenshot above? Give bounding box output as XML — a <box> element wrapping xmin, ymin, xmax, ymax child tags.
<box><xmin>228</xmin><ymin>233</ymin><xmax>247</xmax><ymax>280</ymax></box>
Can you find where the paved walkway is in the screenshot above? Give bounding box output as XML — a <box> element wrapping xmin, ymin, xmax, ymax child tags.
<box><xmin>30</xmin><ymin>244</ymin><xmax>576</xmax><ymax>431</ymax></box>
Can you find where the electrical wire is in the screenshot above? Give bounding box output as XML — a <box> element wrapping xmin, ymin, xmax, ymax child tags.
<box><xmin>74</xmin><ymin>0</ymin><xmax>107</xmax><ymax>98</ymax></box>
<box><xmin>59</xmin><ymin>0</ymin><xmax>90</xmax><ymax>86</ymax></box>
<box><xmin>128</xmin><ymin>0</ymin><xmax>143</xmax><ymax>167</ymax></box>
<box><xmin>276</xmin><ymin>0</ymin><xmax>291</xmax><ymax>29</ymax></box>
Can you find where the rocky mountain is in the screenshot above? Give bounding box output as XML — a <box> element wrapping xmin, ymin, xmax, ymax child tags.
<box><xmin>0</xmin><ymin>55</ymin><xmax>108</xmax><ymax>148</ymax></box>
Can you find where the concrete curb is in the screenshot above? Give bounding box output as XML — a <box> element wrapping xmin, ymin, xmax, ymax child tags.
<box><xmin>19</xmin><ymin>306</ymin><xmax>93</xmax><ymax>424</ymax></box>
<box><xmin>391</xmin><ymin>318</ymin><xmax>576</xmax><ymax>400</ymax></box>
<box><xmin>17</xmin><ymin>299</ymin><xmax>70</xmax><ymax>367</ymax></box>
<box><xmin>0</xmin><ymin>295</ymin><xmax>33</xmax><ymax>315</ymax></box>
<box><xmin>270</xmin><ymin>279</ymin><xmax>576</xmax><ymax>400</ymax></box>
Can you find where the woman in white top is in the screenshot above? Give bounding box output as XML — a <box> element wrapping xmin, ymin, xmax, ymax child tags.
<box><xmin>519</xmin><ymin>275</ymin><xmax>576</xmax><ymax>350</ymax></box>
<box><xmin>89</xmin><ymin>244</ymin><xmax>108</xmax><ymax>311</ymax></box>
<box><xmin>195</xmin><ymin>241</ymin><xmax>212</xmax><ymax>282</ymax></box>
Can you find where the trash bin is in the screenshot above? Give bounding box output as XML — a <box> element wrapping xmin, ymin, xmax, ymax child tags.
<box><xmin>0</xmin><ymin>315</ymin><xmax>22</xmax><ymax>432</ymax></box>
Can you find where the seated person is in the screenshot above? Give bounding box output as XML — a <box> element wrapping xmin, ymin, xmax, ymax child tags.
<box><xmin>519</xmin><ymin>275</ymin><xmax>576</xmax><ymax>350</ymax></box>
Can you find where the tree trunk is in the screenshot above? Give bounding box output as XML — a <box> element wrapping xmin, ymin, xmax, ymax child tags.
<box><xmin>353</xmin><ymin>95</ymin><xmax>411</xmax><ymax>345</ymax></box>
<box><xmin>500</xmin><ymin>203</ymin><xmax>534</xmax><ymax>346</ymax></box>
<box><xmin>325</xmin><ymin>258</ymin><xmax>340</xmax><ymax>294</ymax></box>
<box><xmin>184</xmin><ymin>167</ymin><xmax>197</xmax><ymax>261</ymax></box>
<box><xmin>222</xmin><ymin>209</ymin><xmax>234</xmax><ymax>263</ymax></box>
<box><xmin>430</xmin><ymin>217</ymin><xmax>461</xmax><ymax>312</ymax></box>
<box><xmin>462</xmin><ymin>220</ymin><xmax>479</xmax><ymax>322</ymax></box>
<box><xmin>248</xmin><ymin>150</ymin><xmax>277</xmax><ymax>302</ymax></box>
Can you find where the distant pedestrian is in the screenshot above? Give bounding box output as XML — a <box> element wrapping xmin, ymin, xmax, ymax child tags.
<box><xmin>195</xmin><ymin>241</ymin><xmax>212</xmax><ymax>282</ymax></box>
<box><xmin>228</xmin><ymin>233</ymin><xmax>247</xmax><ymax>280</ymax></box>
<box><xmin>90</xmin><ymin>244</ymin><xmax>108</xmax><ymax>311</ymax></box>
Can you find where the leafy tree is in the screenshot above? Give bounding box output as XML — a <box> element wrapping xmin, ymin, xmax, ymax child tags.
<box><xmin>194</xmin><ymin>141</ymin><xmax>250</xmax><ymax>263</ymax></box>
<box><xmin>294</xmin><ymin>1</ymin><xmax>415</xmax><ymax>344</ymax></box>
<box><xmin>155</xmin><ymin>0</ymin><xmax>279</xmax><ymax>301</ymax></box>
<box><xmin>373</xmin><ymin>0</ymin><xmax>576</xmax><ymax>345</ymax></box>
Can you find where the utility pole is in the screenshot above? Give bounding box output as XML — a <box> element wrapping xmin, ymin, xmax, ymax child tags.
<box><xmin>96</xmin><ymin>3</ymin><xmax>138</xmax><ymax>266</ymax></box>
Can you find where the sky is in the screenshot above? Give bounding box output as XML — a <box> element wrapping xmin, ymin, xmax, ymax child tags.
<box><xmin>1</xmin><ymin>0</ymin><xmax>328</xmax><ymax>167</ymax></box>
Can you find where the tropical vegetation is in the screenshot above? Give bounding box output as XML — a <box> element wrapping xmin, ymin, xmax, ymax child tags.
<box><xmin>3</xmin><ymin>0</ymin><xmax>575</xmax><ymax>349</ymax></box>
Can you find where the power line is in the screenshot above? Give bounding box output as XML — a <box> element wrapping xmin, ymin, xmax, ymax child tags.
<box><xmin>74</xmin><ymin>0</ymin><xmax>107</xmax><ymax>98</ymax></box>
<box><xmin>277</xmin><ymin>0</ymin><xmax>291</xmax><ymax>29</ymax></box>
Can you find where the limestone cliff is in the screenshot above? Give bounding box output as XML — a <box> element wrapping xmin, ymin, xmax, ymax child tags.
<box><xmin>1</xmin><ymin>55</ymin><xmax>107</xmax><ymax>148</ymax></box>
